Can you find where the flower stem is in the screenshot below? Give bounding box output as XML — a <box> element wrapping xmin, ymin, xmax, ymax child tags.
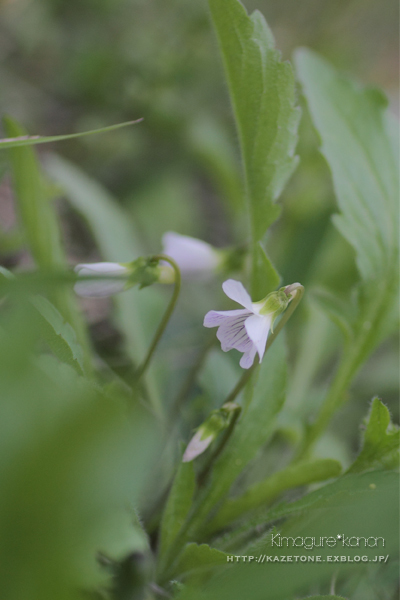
<box><xmin>135</xmin><ymin>255</ymin><xmax>181</xmax><ymax>381</ymax></box>
<box><xmin>223</xmin><ymin>362</ymin><xmax>258</xmax><ymax>404</ymax></box>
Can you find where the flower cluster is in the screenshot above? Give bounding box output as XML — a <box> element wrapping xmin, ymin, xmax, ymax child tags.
<box><xmin>73</xmin><ymin>232</ymin><xmax>300</xmax><ymax>373</ymax></box>
<box><xmin>73</xmin><ymin>232</ymin><xmax>302</xmax><ymax>464</ymax></box>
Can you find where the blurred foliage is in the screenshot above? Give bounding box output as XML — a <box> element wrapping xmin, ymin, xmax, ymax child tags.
<box><xmin>0</xmin><ymin>0</ymin><xmax>398</xmax><ymax>598</ymax></box>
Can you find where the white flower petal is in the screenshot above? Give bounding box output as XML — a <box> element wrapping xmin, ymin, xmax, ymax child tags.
<box><xmin>74</xmin><ymin>262</ymin><xmax>127</xmax><ymax>275</ymax></box>
<box><xmin>203</xmin><ymin>308</ymin><xmax>249</xmax><ymax>328</ymax></box>
<box><xmin>74</xmin><ymin>279</ymin><xmax>126</xmax><ymax>298</ymax></box>
<box><xmin>162</xmin><ymin>232</ymin><xmax>219</xmax><ymax>276</ymax></box>
<box><xmin>222</xmin><ymin>279</ymin><xmax>253</xmax><ymax>310</ymax></box>
<box><xmin>217</xmin><ymin>315</ymin><xmax>253</xmax><ymax>352</ymax></box>
<box><xmin>239</xmin><ymin>345</ymin><xmax>257</xmax><ymax>369</ymax></box>
<box><xmin>74</xmin><ymin>262</ymin><xmax>128</xmax><ymax>297</ymax></box>
<box><xmin>244</xmin><ymin>314</ymin><xmax>272</xmax><ymax>362</ymax></box>
<box><xmin>182</xmin><ymin>431</ymin><xmax>214</xmax><ymax>462</ymax></box>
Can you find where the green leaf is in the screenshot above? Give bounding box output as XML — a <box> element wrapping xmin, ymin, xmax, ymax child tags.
<box><xmin>177</xmin><ymin>470</ymin><xmax>399</xmax><ymax>600</ymax></box>
<box><xmin>4</xmin><ymin>117</ymin><xmax>65</xmax><ymax>270</ymax></box>
<box><xmin>293</xmin><ymin>54</ymin><xmax>399</xmax><ymax>456</ymax></box>
<box><xmin>253</xmin><ymin>242</ymin><xmax>281</xmax><ymax>298</ymax></box>
<box><xmin>348</xmin><ymin>398</ymin><xmax>399</xmax><ymax>474</ymax></box>
<box><xmin>208</xmin><ymin>0</ymin><xmax>300</xmax><ymax>296</ymax></box>
<box><xmin>0</xmin><ymin>119</ymin><xmax>142</xmax><ymax>149</ymax></box>
<box><xmin>0</xmin><ymin>303</ymin><xmax>157</xmax><ymax>600</ymax></box>
<box><xmin>159</xmin><ymin>461</ymin><xmax>196</xmax><ymax>560</ymax></box>
<box><xmin>209</xmin><ymin>458</ymin><xmax>342</xmax><ymax>532</ymax></box>
<box><xmin>168</xmin><ymin>542</ymin><xmax>228</xmax><ymax>580</ymax></box>
<box><xmin>31</xmin><ymin>296</ymin><xmax>85</xmax><ymax>375</ymax></box>
<box><xmin>4</xmin><ymin>117</ymin><xmax>91</xmax><ymax>369</ymax></box>
<box><xmin>295</xmin><ymin>49</ymin><xmax>399</xmax><ymax>281</ymax></box>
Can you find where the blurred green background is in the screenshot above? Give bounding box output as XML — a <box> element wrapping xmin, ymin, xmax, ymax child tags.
<box><xmin>1</xmin><ymin>0</ymin><xmax>398</xmax><ymax>437</ymax></box>
<box><xmin>0</xmin><ymin>1</ymin><xmax>398</xmax><ymax>598</ymax></box>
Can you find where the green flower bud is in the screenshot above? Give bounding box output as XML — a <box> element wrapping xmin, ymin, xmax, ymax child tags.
<box><xmin>183</xmin><ymin>402</ymin><xmax>241</xmax><ymax>462</ymax></box>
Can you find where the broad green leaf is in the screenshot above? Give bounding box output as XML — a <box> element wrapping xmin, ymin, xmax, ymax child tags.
<box><xmin>293</xmin><ymin>54</ymin><xmax>398</xmax><ymax>454</ymax></box>
<box><xmin>159</xmin><ymin>461</ymin><xmax>196</xmax><ymax>559</ymax></box>
<box><xmin>0</xmin><ymin>119</ymin><xmax>142</xmax><ymax>149</ymax></box>
<box><xmin>168</xmin><ymin>543</ymin><xmax>228</xmax><ymax>581</ymax></box>
<box><xmin>4</xmin><ymin>117</ymin><xmax>65</xmax><ymax>270</ymax></box>
<box><xmin>4</xmin><ymin>117</ymin><xmax>91</xmax><ymax>370</ymax></box>
<box><xmin>208</xmin><ymin>0</ymin><xmax>300</xmax><ymax>297</ymax></box>
<box><xmin>182</xmin><ymin>335</ymin><xmax>287</xmax><ymax>544</ymax></box>
<box><xmin>347</xmin><ymin>398</ymin><xmax>399</xmax><ymax>474</ymax></box>
<box><xmin>258</xmin><ymin>469</ymin><xmax>398</xmax><ymax>525</ymax></box>
<box><xmin>31</xmin><ymin>296</ymin><xmax>85</xmax><ymax>375</ymax></box>
<box><xmin>0</xmin><ymin>303</ymin><xmax>157</xmax><ymax>600</ymax></box>
<box><xmin>209</xmin><ymin>458</ymin><xmax>342</xmax><ymax>532</ymax></box>
<box><xmin>177</xmin><ymin>470</ymin><xmax>399</xmax><ymax>600</ymax></box>
<box><xmin>253</xmin><ymin>242</ymin><xmax>280</xmax><ymax>298</ymax></box>
<box><xmin>292</xmin><ymin>49</ymin><xmax>400</xmax><ymax>452</ymax></box>
<box><xmin>45</xmin><ymin>153</ymin><xmax>162</xmax><ymax>413</ymax></box>
<box><xmin>295</xmin><ymin>49</ymin><xmax>399</xmax><ymax>281</ymax></box>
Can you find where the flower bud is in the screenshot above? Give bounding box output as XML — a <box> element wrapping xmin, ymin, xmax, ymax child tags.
<box><xmin>282</xmin><ymin>282</ymin><xmax>302</xmax><ymax>298</ymax></box>
<box><xmin>74</xmin><ymin>262</ymin><xmax>130</xmax><ymax>297</ymax></box>
<box><xmin>182</xmin><ymin>402</ymin><xmax>240</xmax><ymax>462</ymax></box>
<box><xmin>162</xmin><ymin>232</ymin><xmax>221</xmax><ymax>280</ymax></box>
<box><xmin>74</xmin><ymin>257</ymin><xmax>175</xmax><ymax>297</ymax></box>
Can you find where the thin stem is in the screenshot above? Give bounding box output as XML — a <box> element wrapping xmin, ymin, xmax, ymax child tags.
<box><xmin>223</xmin><ymin>362</ymin><xmax>258</xmax><ymax>404</ymax></box>
<box><xmin>135</xmin><ymin>255</ymin><xmax>181</xmax><ymax>381</ymax></box>
<box><xmin>330</xmin><ymin>572</ymin><xmax>338</xmax><ymax>596</ymax></box>
<box><xmin>294</xmin><ymin>356</ymin><xmax>354</xmax><ymax>461</ymax></box>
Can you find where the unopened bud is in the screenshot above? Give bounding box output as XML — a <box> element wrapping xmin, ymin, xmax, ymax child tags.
<box><xmin>182</xmin><ymin>402</ymin><xmax>240</xmax><ymax>462</ymax></box>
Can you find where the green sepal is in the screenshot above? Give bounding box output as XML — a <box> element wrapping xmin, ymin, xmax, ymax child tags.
<box><xmin>124</xmin><ymin>256</ymin><xmax>163</xmax><ymax>290</ymax></box>
<box><xmin>198</xmin><ymin>403</ymin><xmax>241</xmax><ymax>442</ymax></box>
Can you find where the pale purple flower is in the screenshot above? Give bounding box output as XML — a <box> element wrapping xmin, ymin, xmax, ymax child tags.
<box><xmin>74</xmin><ymin>262</ymin><xmax>129</xmax><ymax>297</ymax></box>
<box><xmin>162</xmin><ymin>232</ymin><xmax>220</xmax><ymax>279</ymax></box>
<box><xmin>204</xmin><ymin>280</ymin><xmax>278</xmax><ymax>369</ymax></box>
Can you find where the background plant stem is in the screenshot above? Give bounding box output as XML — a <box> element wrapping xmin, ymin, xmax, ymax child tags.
<box><xmin>135</xmin><ymin>255</ymin><xmax>181</xmax><ymax>382</ymax></box>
